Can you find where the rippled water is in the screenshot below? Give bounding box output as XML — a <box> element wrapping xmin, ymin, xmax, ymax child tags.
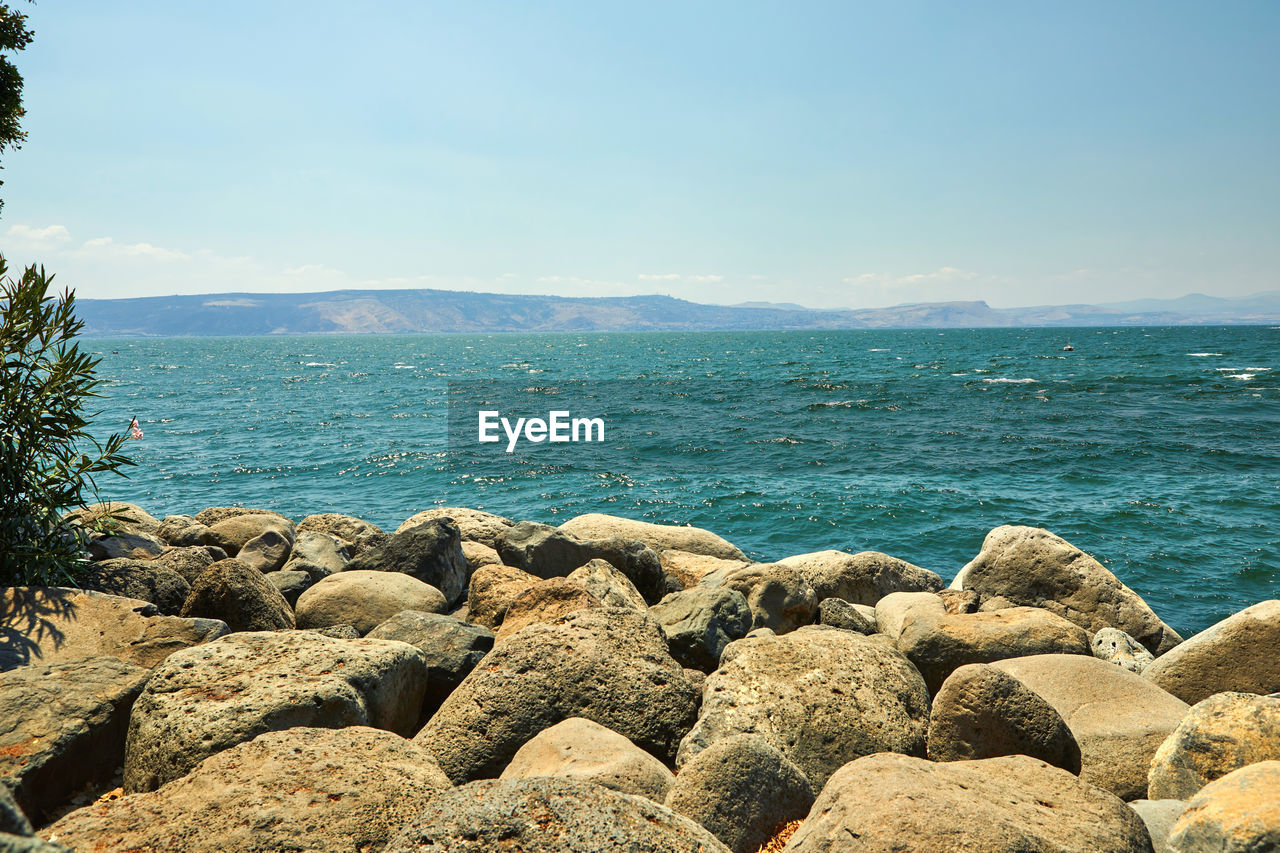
<box><xmin>88</xmin><ymin>326</ymin><xmax>1280</xmax><ymax>635</ymax></box>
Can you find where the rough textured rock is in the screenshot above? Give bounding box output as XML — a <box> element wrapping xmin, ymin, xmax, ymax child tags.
<box><xmin>559</xmin><ymin>513</ymin><xmax>747</xmax><ymax>560</ymax></box>
<box><xmin>940</xmin><ymin>588</ymin><xmax>982</xmax><ymax>614</ymax></box>
<box><xmin>817</xmin><ymin>597</ymin><xmax>877</xmax><ymax>633</ymax></box>
<box><xmin>180</xmin><ymin>558</ymin><xmax>295</xmax><ymax>631</ymax></box>
<box><xmin>366</xmin><ymin>610</ymin><xmax>494</xmax><ymax>718</ymax></box>
<box><xmin>234</xmin><ymin>528</ymin><xmax>292</xmax><ymax>573</ymax></box>
<box><xmin>264</xmin><ymin>569</ymin><xmax>313</xmax><ymax>606</ymax></box>
<box><xmin>648</xmin><ymin>586</ymin><xmax>753</xmax><ymax>671</ymax></box>
<box><xmin>0</xmin><ymin>657</ymin><xmax>150</xmax><ymax>823</ymax></box>
<box><xmin>85</xmin><ymin>529</ymin><xmax>166</xmax><ymax>561</ymax></box>
<box><xmin>994</xmin><ymin>653</ymin><xmax>1190</xmax><ymax>800</ymax></box>
<box><xmin>295</xmin><ymin>570</ymin><xmax>447</xmax><ymax>635</ymax></box>
<box><xmin>665</xmin><ymin>734</ymin><xmax>813</xmax><ymax>853</ymax></box>
<box><xmin>678</xmin><ymin>626</ymin><xmax>929</xmax><ymax>787</ymax></box>
<box><xmin>396</xmin><ymin>507</ymin><xmax>515</xmax><ymax>548</ymax></box>
<box><xmin>927</xmin><ymin>663</ymin><xmax>1081</xmax><ymax>773</ymax></box>
<box><xmin>344</xmin><ymin>519</ymin><xmax>468</xmax><ymax>607</ymax></box>
<box><xmin>200</xmin><ymin>512</ymin><xmax>296</xmax><ymax>556</ymax></box>
<box><xmin>874</xmin><ymin>590</ymin><xmax>947</xmax><ymax>641</ymax></box>
<box><xmin>1144</xmin><ymin>600</ymin><xmax>1280</xmax><ymax>704</ymax></box>
<box><xmin>123</xmin><ymin>631</ymin><xmax>428</xmax><ymax>792</ymax></box>
<box><xmin>282</xmin><ymin>528</ymin><xmax>352</xmax><ymax>579</ymax></box>
<box><xmin>194</xmin><ymin>506</ymin><xmax>292</xmax><ymax>527</ymax></box>
<box><xmin>155</xmin><ymin>514</ymin><xmax>209</xmax><ymax>547</ymax></box>
<box><xmin>466</xmin><ymin>563</ymin><xmax>541</xmax><ymax>629</ymax></box>
<box><xmin>955</xmin><ymin>525</ymin><xmax>1182</xmax><ymax>655</ymax></box>
<box><xmin>1168</xmin><ymin>761</ymin><xmax>1280</xmax><ymax>853</ymax></box>
<box><xmin>79</xmin><ymin>558</ymin><xmax>191</xmax><ymax>615</ymax></box>
<box><xmin>47</xmin><ymin>727</ymin><xmax>451</xmax><ymax>853</ymax></box>
<box><xmin>149</xmin><ymin>545</ymin><xmax>224</xmax><ymax>584</ymax></box>
<box><xmin>461</xmin><ymin>540</ymin><xmax>502</xmax><ymax>573</ymax></box>
<box><xmin>777</xmin><ymin>549</ymin><xmax>944</xmax><ymax>605</ymax></box>
<box><xmin>1095</xmin><ymin>626</ymin><xmax>1156</xmax><ymax>673</ymax></box>
<box><xmin>414</xmin><ymin>608</ymin><xmax>699</xmax><ymax>783</ymax></box>
<box><xmin>496</xmin><ymin>578</ymin><xmax>604</xmax><ymax>640</ymax></box>
<box><xmin>702</xmin><ymin>562</ymin><xmax>817</xmax><ymax>634</ymax></box>
<box><xmin>659</xmin><ymin>550</ymin><xmax>751</xmax><ymax>590</ymax></box>
<box><xmin>0</xmin><ymin>783</ymin><xmax>32</xmax><ymax>836</ymax></box>
<box><xmin>1130</xmin><ymin>800</ymin><xmax>1187</xmax><ymax>853</ymax></box>
<box><xmin>1149</xmin><ymin>692</ymin><xmax>1280</xmax><ymax>800</ymax></box>
<box><xmin>296</xmin><ymin>512</ymin><xmax>385</xmax><ymax>555</ymax></box>
<box><xmin>568</xmin><ymin>558</ymin><xmax>647</xmax><ymax>610</ymax></box>
<box><xmin>385</xmin><ymin>777</ymin><xmax>731</xmax><ymax>853</ymax></box>
<box><xmin>3</xmin><ymin>835</ymin><xmax>71</xmax><ymax>851</ymax></box>
<box><xmin>65</xmin><ymin>501</ymin><xmax>161</xmax><ymax>536</ymax></box>
<box><xmin>785</xmin><ymin>753</ymin><xmax>1155</xmax><ymax>853</ymax></box>
<box><xmin>499</xmin><ymin>717</ymin><xmax>675</xmax><ymax>802</ymax></box>
<box><xmin>0</xmin><ymin>587</ymin><xmax>228</xmax><ymax>672</ymax></box>
<box><xmin>309</xmin><ymin>624</ymin><xmax>361</xmax><ymax>639</ymax></box>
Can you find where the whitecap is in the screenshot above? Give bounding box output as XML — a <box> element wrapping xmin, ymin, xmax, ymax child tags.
<box><xmin>868</xmin><ymin>348</ymin><xmax>890</xmax><ymax>352</ymax></box>
<box><xmin>1188</xmin><ymin>352</ymin><xmax>1224</xmax><ymax>357</ymax></box>
<box><xmin>982</xmin><ymin>378</ymin><xmax>1037</xmax><ymax>384</ymax></box>
<box><xmin>1226</xmin><ymin>373</ymin><xmax>1256</xmax><ymax>381</ymax></box>
<box><xmin>305</xmin><ymin>362</ymin><xmax>335</xmax><ymax>367</ymax></box>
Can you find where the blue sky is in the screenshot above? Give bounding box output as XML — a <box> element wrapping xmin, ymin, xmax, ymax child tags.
<box><xmin>1</xmin><ymin>1</ymin><xmax>1277</xmax><ymax>307</ymax></box>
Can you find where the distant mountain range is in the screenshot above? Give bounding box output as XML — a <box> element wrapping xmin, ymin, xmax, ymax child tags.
<box><xmin>76</xmin><ymin>288</ymin><xmax>1280</xmax><ymax>336</ymax></box>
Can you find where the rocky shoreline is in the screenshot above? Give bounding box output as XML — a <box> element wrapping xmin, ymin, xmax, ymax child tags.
<box><xmin>2</xmin><ymin>503</ymin><xmax>1278</xmax><ymax>852</ymax></box>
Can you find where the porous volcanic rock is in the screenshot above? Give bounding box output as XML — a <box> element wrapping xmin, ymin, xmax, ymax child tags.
<box><xmin>1148</xmin><ymin>691</ymin><xmax>1280</xmax><ymax>800</ymax></box>
<box><xmin>1167</xmin><ymin>761</ymin><xmax>1280</xmax><ymax>853</ymax></box>
<box><xmin>396</xmin><ymin>507</ymin><xmax>516</xmax><ymax>548</ymax></box>
<box><xmin>496</xmin><ymin>578</ymin><xmax>605</xmax><ymax>641</ymax></box>
<box><xmin>499</xmin><ymin>717</ymin><xmax>675</xmax><ymax>802</ymax></box>
<box><xmin>559</xmin><ymin>513</ymin><xmax>747</xmax><ymax>560</ymax></box>
<box><xmin>343</xmin><ymin>519</ymin><xmax>468</xmax><ymax>607</ymax></box>
<box><xmin>466</xmin><ymin>563</ymin><xmax>541</xmax><ymax>629</ymax></box>
<box><xmin>79</xmin><ymin>558</ymin><xmax>190</xmax><ymax>615</ymax></box>
<box><xmin>1094</xmin><ymin>627</ymin><xmax>1156</xmax><ymax>673</ymax></box>
<box><xmin>777</xmin><ymin>549</ymin><xmax>944</xmax><ymax>605</ymax></box>
<box><xmin>1143</xmin><ymin>600</ymin><xmax>1280</xmax><ymax>704</ymax></box>
<box><xmin>296</xmin><ymin>512</ymin><xmax>385</xmax><ymax>555</ymax></box>
<box><xmin>365</xmin><ymin>610</ymin><xmax>494</xmax><ymax>718</ymax></box>
<box><xmin>567</xmin><ymin>558</ymin><xmax>647</xmax><ymax>610</ymax></box>
<box><xmin>648</xmin><ymin>585</ymin><xmax>753</xmax><ymax>671</ymax></box>
<box><xmin>295</xmin><ymin>570</ymin><xmax>447</xmax><ymax>635</ymax></box>
<box><xmin>200</xmin><ymin>512</ymin><xmax>296</xmax><ymax>557</ymax></box>
<box><xmin>701</xmin><ymin>562</ymin><xmax>817</xmax><ymax>634</ymax></box>
<box><xmin>179</xmin><ymin>558</ymin><xmax>295</xmax><ymax>631</ymax></box>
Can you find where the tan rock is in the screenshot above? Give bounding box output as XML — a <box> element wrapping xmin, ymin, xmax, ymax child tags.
<box><xmin>874</xmin><ymin>591</ymin><xmax>947</xmax><ymax>641</ymax></box>
<box><xmin>396</xmin><ymin>507</ymin><xmax>514</xmax><ymax>548</ymax></box>
<box><xmin>200</xmin><ymin>513</ymin><xmax>295</xmax><ymax>556</ymax></box>
<box><xmin>1167</xmin><ymin>761</ymin><xmax>1280</xmax><ymax>853</ymax></box>
<box><xmin>705</xmin><ymin>562</ymin><xmax>817</xmax><ymax>634</ymax></box>
<box><xmin>1144</xmin><ymin>600</ymin><xmax>1280</xmax><ymax>704</ymax></box>
<box><xmin>1129</xmin><ymin>799</ymin><xmax>1187</xmax><ymax>853</ymax></box>
<box><xmin>295</xmin><ymin>569</ymin><xmax>447</xmax><ymax>635</ymax></box>
<box><xmin>660</xmin><ymin>549</ymin><xmax>749</xmax><ymax>590</ymax></box>
<box><xmin>567</xmin><ymin>558</ymin><xmax>646</xmax><ymax>610</ymax></box>
<box><xmin>559</xmin><ymin>513</ymin><xmax>747</xmax><ymax>560</ymax></box>
<box><xmin>1149</xmin><ymin>692</ymin><xmax>1280</xmax><ymax>800</ymax></box>
<box><xmin>64</xmin><ymin>501</ymin><xmax>161</xmax><ymax>536</ymax></box>
<box><xmin>496</xmin><ymin>578</ymin><xmax>604</xmax><ymax>640</ymax></box>
<box><xmin>777</xmin><ymin>549</ymin><xmax>943</xmax><ymax>605</ymax></box>
<box><xmin>467</xmin><ymin>563</ymin><xmax>541</xmax><ymax>629</ymax></box>
<box><xmin>461</xmin><ymin>539</ymin><xmax>502</xmax><ymax>573</ymax></box>
<box><xmin>499</xmin><ymin>717</ymin><xmax>675</xmax><ymax>802</ymax></box>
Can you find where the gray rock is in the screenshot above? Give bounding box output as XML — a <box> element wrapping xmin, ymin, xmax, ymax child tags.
<box><xmin>1130</xmin><ymin>800</ymin><xmax>1187</xmax><ymax>853</ymax></box>
<box><xmin>777</xmin><ymin>549</ymin><xmax>944</xmax><ymax>605</ymax></box>
<box><xmin>0</xmin><ymin>657</ymin><xmax>151</xmax><ymax>824</ymax></box>
<box><xmin>466</xmin><ymin>563</ymin><xmax>540</xmax><ymax>629</ymax></box>
<box><xmin>295</xmin><ymin>570</ymin><xmax>447</xmax><ymax>635</ymax></box>
<box><xmin>344</xmin><ymin>519</ymin><xmax>468</xmax><ymax>607</ymax></box>
<box><xmin>366</xmin><ymin>610</ymin><xmax>494</xmax><ymax>717</ymax></box>
<box><xmin>234</xmin><ymin>528</ymin><xmax>292</xmax><ymax>573</ymax></box>
<box><xmin>200</xmin><ymin>513</ymin><xmax>296</xmax><ymax>557</ymax></box>
<box><xmin>194</xmin><ymin>507</ymin><xmax>293</xmax><ymax>527</ymax></box>
<box><xmin>180</xmin><ymin>558</ymin><xmax>295</xmax><ymax>631</ymax></box>
<box><xmin>559</xmin><ymin>514</ymin><xmax>747</xmax><ymax>560</ymax></box>
<box><xmin>155</xmin><ymin>514</ymin><xmax>209</xmax><ymax>547</ymax></box>
<box><xmin>414</xmin><ymin>608</ymin><xmax>699</xmax><ymax>784</ymax></box>
<box><xmin>123</xmin><ymin>630</ymin><xmax>428</xmax><ymax>792</ymax></box>
<box><xmin>396</xmin><ymin>507</ymin><xmax>515</xmax><ymax>549</ymax></box>
<box><xmin>1167</xmin><ymin>761</ymin><xmax>1280</xmax><ymax>853</ymax></box>
<box><xmin>648</xmin><ymin>586</ymin><xmax>753</xmax><ymax>671</ymax></box>
<box><xmin>677</xmin><ymin>626</ymin><xmax>930</xmax><ymax>788</ymax></box>
<box><xmin>283</xmin><ymin>529</ymin><xmax>351</xmax><ymax>579</ymax></box>
<box><xmin>568</xmin><ymin>558</ymin><xmax>647</xmax><ymax>610</ymax></box>
<box><xmin>296</xmin><ymin>512</ymin><xmax>385</xmax><ymax>556</ymax></box>
<box><xmin>1144</xmin><ymin>600</ymin><xmax>1280</xmax><ymax>705</ymax></box>
<box><xmin>307</xmin><ymin>624</ymin><xmax>361</xmax><ymax>639</ymax></box>
<box><xmin>499</xmin><ymin>717</ymin><xmax>675</xmax><ymax>802</ymax></box>
<box><xmin>817</xmin><ymin>598</ymin><xmax>877</xmax><ymax>634</ymax></box>
<box><xmin>149</xmin><ymin>545</ymin><xmax>224</xmax><ymax>584</ymax></box>
<box><xmin>1148</xmin><ymin>692</ymin><xmax>1280</xmax><ymax>800</ymax></box>
<box><xmin>79</xmin><ymin>558</ymin><xmax>190</xmax><ymax>615</ymax></box>
<box><xmin>263</xmin><ymin>570</ymin><xmax>313</xmax><ymax>607</ymax></box>
<box><xmin>1094</xmin><ymin>627</ymin><xmax>1156</xmax><ymax>673</ymax></box>
<box><xmin>664</xmin><ymin>735</ymin><xmax>813</xmax><ymax>853</ymax></box>
<box><xmin>0</xmin><ymin>784</ymin><xmax>31</xmax><ymax>837</ymax></box>
<box><xmin>701</xmin><ymin>562</ymin><xmax>817</xmax><ymax>634</ymax></box>
<box><xmin>85</xmin><ymin>529</ymin><xmax>166</xmax><ymax>561</ymax></box>
<box><xmin>0</xmin><ymin>833</ymin><xmax>72</xmax><ymax>851</ymax></box>
<box><xmin>383</xmin><ymin>777</ymin><xmax>732</xmax><ymax>853</ymax></box>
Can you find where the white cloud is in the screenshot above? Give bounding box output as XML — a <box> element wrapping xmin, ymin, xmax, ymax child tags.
<box><xmin>5</xmin><ymin>224</ymin><xmax>72</xmax><ymax>246</ymax></box>
<box><xmin>638</xmin><ymin>273</ymin><xmax>681</xmax><ymax>281</ymax></box>
<box><xmin>844</xmin><ymin>266</ymin><xmax>979</xmax><ymax>287</ymax></box>
<box><xmin>79</xmin><ymin>236</ymin><xmax>191</xmax><ymax>262</ymax></box>
<box><xmin>685</xmin><ymin>274</ymin><xmax>724</xmax><ymax>283</ymax></box>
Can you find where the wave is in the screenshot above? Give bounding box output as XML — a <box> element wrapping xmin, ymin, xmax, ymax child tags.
<box><xmin>982</xmin><ymin>377</ymin><xmax>1037</xmax><ymax>384</ymax></box>
<box><xmin>304</xmin><ymin>362</ymin><xmax>335</xmax><ymax>367</ymax></box>
<box><xmin>1188</xmin><ymin>352</ymin><xmax>1224</xmax><ymax>357</ymax></box>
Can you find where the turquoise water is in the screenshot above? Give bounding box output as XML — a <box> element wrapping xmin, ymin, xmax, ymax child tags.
<box><xmin>88</xmin><ymin>326</ymin><xmax>1279</xmax><ymax>636</ymax></box>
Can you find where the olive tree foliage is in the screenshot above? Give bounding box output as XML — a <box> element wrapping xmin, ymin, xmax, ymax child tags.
<box><xmin>0</xmin><ymin>2</ymin><xmax>34</xmax><ymax>216</ymax></box>
<box><xmin>1</xmin><ymin>256</ymin><xmax>134</xmax><ymax>586</ymax></box>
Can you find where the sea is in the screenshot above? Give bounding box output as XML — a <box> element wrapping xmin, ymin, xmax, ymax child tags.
<box><xmin>86</xmin><ymin>325</ymin><xmax>1279</xmax><ymax>637</ymax></box>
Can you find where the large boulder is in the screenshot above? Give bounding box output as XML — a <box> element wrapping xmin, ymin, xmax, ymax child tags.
<box><xmin>200</xmin><ymin>513</ymin><xmax>296</xmax><ymax>557</ymax></box>
<box><xmin>179</xmin><ymin>558</ymin><xmax>295</xmax><ymax>631</ymax></box>
<box><xmin>659</xmin><ymin>550</ymin><xmax>750</xmax><ymax>590</ymax></box>
<box><xmin>784</xmin><ymin>753</ymin><xmax>1155</xmax><ymax>853</ymax></box>
<box><xmin>46</xmin><ymin>727</ymin><xmax>452</xmax><ymax>853</ymax></box>
<box><xmin>78</xmin><ymin>558</ymin><xmax>191</xmax><ymax>615</ymax></box>
<box><xmin>927</xmin><ymin>663</ymin><xmax>1081</xmax><ymax>773</ymax></box>
<box><xmin>84</xmin><ymin>529</ymin><xmax>166</xmax><ymax>561</ymax></box>
<box><xmin>194</xmin><ymin>506</ymin><xmax>292</xmax><ymax>527</ymax></box>
<box><xmin>460</xmin><ymin>540</ymin><xmax>502</xmax><ymax>573</ymax></box>
<box><xmin>64</xmin><ymin>501</ymin><xmax>161</xmax><ymax>536</ymax></box>
<box><xmin>1094</xmin><ymin>627</ymin><xmax>1156</xmax><ymax>674</ymax></box>
<box><xmin>665</xmin><ymin>734</ymin><xmax>813</xmax><ymax>853</ymax></box>
<box><xmin>567</xmin><ymin>558</ymin><xmax>646</xmax><ymax>610</ymax></box>
<box><xmin>497</xmin><ymin>522</ymin><xmax>676</xmax><ymax>605</ymax></box>
<box><xmin>1148</xmin><ymin>692</ymin><xmax>1280</xmax><ymax>800</ymax></box>
<box><xmin>993</xmin><ymin>654</ymin><xmax>1191</xmax><ymax>800</ymax></box>
<box><xmin>647</xmin><ymin>585</ymin><xmax>753</xmax><ymax>671</ymax></box>
<box><xmin>559</xmin><ymin>513</ymin><xmax>747</xmax><ymax>560</ymax></box>
<box><xmin>1167</xmin><ymin>761</ymin><xmax>1280</xmax><ymax>853</ymax></box>
<box><xmin>0</xmin><ymin>657</ymin><xmax>150</xmax><ymax>824</ymax></box>
<box><xmin>296</xmin><ymin>512</ymin><xmax>385</xmax><ymax>555</ymax></box>
<box><xmin>817</xmin><ymin>597</ymin><xmax>877</xmax><ymax>634</ymax></box>
<box><xmin>396</xmin><ymin>507</ymin><xmax>515</xmax><ymax>548</ymax></box>
<box><xmin>874</xmin><ymin>590</ymin><xmax>946</xmax><ymax>641</ymax></box>
<box><xmin>1</xmin><ymin>782</ymin><xmax>32</xmax><ymax>836</ymax></box>
<box><xmin>344</xmin><ymin>519</ymin><xmax>468</xmax><ymax>607</ymax></box>
<box><xmin>366</xmin><ymin>610</ymin><xmax>494</xmax><ymax>718</ymax></box>
<box><xmin>702</xmin><ymin>562</ymin><xmax>817</xmax><ymax>634</ymax></box>
<box><xmin>234</xmin><ymin>528</ymin><xmax>292</xmax><ymax>573</ymax></box>
<box><xmin>0</xmin><ymin>588</ymin><xmax>228</xmax><ymax>672</ymax></box>
<box><xmin>677</xmin><ymin>626</ymin><xmax>930</xmax><ymax>787</ymax></box>
<box><xmin>466</xmin><ymin>563</ymin><xmax>540</xmax><ymax>629</ymax></box>
<box><xmin>1143</xmin><ymin>600</ymin><xmax>1280</xmax><ymax>704</ymax></box>
<box><xmin>123</xmin><ymin>631</ymin><xmax>428</xmax><ymax>792</ymax></box>
<box><xmin>263</xmin><ymin>569</ymin><xmax>313</xmax><ymax>606</ymax></box>
<box><xmin>281</xmin><ymin>529</ymin><xmax>351</xmax><ymax>579</ymax></box>
<box><xmin>1129</xmin><ymin>800</ymin><xmax>1187</xmax><ymax>853</ymax></box>
<box><xmin>954</xmin><ymin>525</ymin><xmax>1182</xmax><ymax>655</ymax></box>
<box><xmin>496</xmin><ymin>578</ymin><xmax>604</xmax><ymax>641</ymax></box>
<box><xmin>149</xmin><ymin>544</ymin><xmax>224</xmax><ymax>584</ymax></box>
<box><xmin>384</xmin><ymin>777</ymin><xmax>731</xmax><ymax>853</ymax></box>
<box><xmin>414</xmin><ymin>608</ymin><xmax>699</xmax><ymax>783</ymax></box>
<box><xmin>155</xmin><ymin>514</ymin><xmax>208</xmax><ymax>547</ymax></box>
<box><xmin>777</xmin><ymin>549</ymin><xmax>943</xmax><ymax>605</ymax></box>
<box><xmin>295</xmin><ymin>570</ymin><xmax>447</xmax><ymax>635</ymax></box>
<box><xmin>499</xmin><ymin>717</ymin><xmax>675</xmax><ymax>802</ymax></box>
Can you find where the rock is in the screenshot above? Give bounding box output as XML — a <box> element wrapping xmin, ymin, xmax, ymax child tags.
<box><xmin>180</xmin><ymin>558</ymin><xmax>295</xmax><ymax>631</ymax></box>
<box><xmin>0</xmin><ymin>657</ymin><xmax>150</xmax><ymax>824</ymax></box>
<box><xmin>0</xmin><ymin>588</ymin><xmax>228</xmax><ymax>672</ymax></box>
<box><xmin>282</xmin><ymin>529</ymin><xmax>352</xmax><ymax>580</ymax></box>
<box><xmin>149</xmin><ymin>545</ymin><xmax>224</xmax><ymax>584</ymax></box>
<box><xmin>64</xmin><ymin>501</ymin><xmax>161</xmax><ymax>536</ymax></box>
<box><xmin>85</xmin><ymin>529</ymin><xmax>165</xmax><ymax>561</ymax></box>
<box><xmin>817</xmin><ymin>597</ymin><xmax>877</xmax><ymax>633</ymax></box>
<box><xmin>1143</xmin><ymin>600</ymin><xmax>1280</xmax><ymax>704</ymax></box>
<box><xmin>295</xmin><ymin>570</ymin><xmax>447</xmax><ymax>635</ymax></box>
<box><xmin>414</xmin><ymin>608</ymin><xmax>699</xmax><ymax>783</ymax></box>
<box><xmin>559</xmin><ymin>513</ymin><xmax>747</xmax><ymax>560</ymax></box>
<box><xmin>955</xmin><ymin>525</ymin><xmax>1183</xmax><ymax>655</ymax></box>
<box><xmin>0</xmin><ymin>783</ymin><xmax>32</xmax><ymax>836</ymax></box>
<box><xmin>785</xmin><ymin>753</ymin><xmax>1155</xmax><ymax>853</ymax></box>
<box><xmin>1148</xmin><ymin>692</ymin><xmax>1280</xmax><ymax>800</ymax></box>
<box><xmin>263</xmin><ymin>570</ymin><xmax>313</xmax><ymax>606</ymax></box>
<box><xmin>396</xmin><ymin>507</ymin><xmax>515</xmax><ymax>548</ymax></box>
<box><xmin>122</xmin><ymin>630</ymin><xmax>428</xmax><ymax>792</ymax></box>
<box><xmin>993</xmin><ymin>653</ymin><xmax>1191</xmax><ymax>800</ymax></box>
<box><xmin>927</xmin><ymin>663</ymin><xmax>1081</xmax><ymax>773</ymax></box>
<box><xmin>366</xmin><ymin>610</ymin><xmax>494</xmax><ymax>718</ymax></box>
<box><xmin>496</xmin><ymin>578</ymin><xmax>604</xmax><ymax>641</ymax></box>
<box><xmin>461</xmin><ymin>540</ymin><xmax>502</xmax><ymax>573</ymax></box>
<box><xmin>234</xmin><ymin>528</ymin><xmax>292</xmax><ymax>573</ymax></box>
<box><xmin>659</xmin><ymin>550</ymin><xmax>751</xmax><ymax>590</ymax></box>
<box><xmin>1095</xmin><ymin>627</ymin><xmax>1156</xmax><ymax>673</ymax></box>
<box><xmin>677</xmin><ymin>626</ymin><xmax>929</xmax><ymax>787</ymax></box>
<box><xmin>777</xmin><ymin>549</ymin><xmax>944</xmax><ymax>606</ymax></box>
<box><xmin>896</xmin><ymin>605</ymin><xmax>1091</xmax><ymax>693</ymax></box>
<box><xmin>1167</xmin><ymin>761</ymin><xmax>1280</xmax><ymax>852</ymax></box>
<box><xmin>499</xmin><ymin>717</ymin><xmax>675</xmax><ymax>802</ymax></box>
<box><xmin>1130</xmin><ymin>800</ymin><xmax>1187</xmax><ymax>853</ymax></box>
<box><xmin>648</xmin><ymin>586</ymin><xmax>753</xmax><ymax>671</ymax></box>
<box><xmin>47</xmin><ymin>727</ymin><xmax>451</xmax><ymax>853</ymax></box>
<box><xmin>344</xmin><ymin>519</ymin><xmax>468</xmax><ymax>607</ymax></box>
<box><xmin>193</xmin><ymin>506</ymin><xmax>292</xmax><ymax>527</ymax></box>
<box><xmin>466</xmin><ymin>563</ymin><xmax>541</xmax><ymax>629</ymax></box>
<box><xmin>200</xmin><ymin>513</ymin><xmax>296</xmax><ymax>557</ymax></box>
<box><xmin>940</xmin><ymin>588</ymin><xmax>982</xmax><ymax>614</ymax></box>
<box><xmin>309</xmin><ymin>624</ymin><xmax>360</xmax><ymax>639</ymax></box>
<box><xmin>497</xmin><ymin>522</ymin><xmax>676</xmax><ymax>605</ymax></box>
<box><xmin>702</xmin><ymin>562</ymin><xmax>817</xmax><ymax>634</ymax></box>
<box><xmin>79</xmin><ymin>558</ymin><xmax>190</xmax><ymax>615</ymax></box>
<box><xmin>386</xmin><ymin>777</ymin><xmax>730</xmax><ymax>852</ymax></box>
<box><xmin>2</xmin><ymin>833</ymin><xmax>71</xmax><ymax>851</ymax></box>
<box><xmin>154</xmin><ymin>514</ymin><xmax>208</xmax><ymax>547</ymax></box>
<box><xmin>295</xmin><ymin>512</ymin><xmax>384</xmax><ymax>555</ymax></box>
<box><xmin>664</xmin><ymin>734</ymin><xmax>813</xmax><ymax>853</ymax></box>
<box><xmin>874</xmin><ymin>590</ymin><xmax>947</xmax><ymax>641</ymax></box>
<box><xmin>568</xmin><ymin>558</ymin><xmax>647</xmax><ymax>610</ymax></box>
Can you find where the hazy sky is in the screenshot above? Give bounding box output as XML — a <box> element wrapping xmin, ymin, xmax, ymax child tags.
<box><xmin>1</xmin><ymin>1</ymin><xmax>1277</xmax><ymax>308</ymax></box>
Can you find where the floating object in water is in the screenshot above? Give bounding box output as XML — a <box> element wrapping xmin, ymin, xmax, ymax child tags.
<box><xmin>129</xmin><ymin>416</ymin><xmax>144</xmax><ymax>441</ymax></box>
<box><xmin>1062</xmin><ymin>344</ymin><xmax>1074</xmax><ymax>351</ymax></box>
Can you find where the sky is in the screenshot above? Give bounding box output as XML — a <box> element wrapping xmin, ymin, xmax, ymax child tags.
<box><xmin>0</xmin><ymin>1</ymin><xmax>1277</xmax><ymax>309</ymax></box>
